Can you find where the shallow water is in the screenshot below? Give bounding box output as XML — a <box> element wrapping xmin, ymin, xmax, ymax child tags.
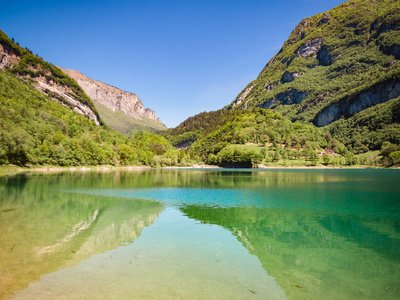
<box><xmin>1</xmin><ymin>169</ymin><xmax>399</xmax><ymax>299</ymax></box>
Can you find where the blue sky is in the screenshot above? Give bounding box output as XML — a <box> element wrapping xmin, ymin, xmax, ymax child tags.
<box><xmin>1</xmin><ymin>0</ymin><xmax>347</xmax><ymax>128</ymax></box>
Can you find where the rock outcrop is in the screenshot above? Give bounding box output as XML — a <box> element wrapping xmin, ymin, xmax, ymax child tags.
<box><xmin>280</xmin><ymin>71</ymin><xmax>303</xmax><ymax>83</ymax></box>
<box><xmin>313</xmin><ymin>80</ymin><xmax>400</xmax><ymax>127</ymax></box>
<box><xmin>0</xmin><ymin>43</ymin><xmax>19</xmax><ymax>70</ymax></box>
<box><xmin>232</xmin><ymin>84</ymin><xmax>255</xmax><ymax>108</ymax></box>
<box><xmin>0</xmin><ymin>39</ymin><xmax>101</xmax><ymax>125</ymax></box>
<box><xmin>33</xmin><ymin>77</ymin><xmax>100</xmax><ymax>125</ymax></box>
<box><xmin>261</xmin><ymin>89</ymin><xmax>307</xmax><ymax>109</ymax></box>
<box><xmin>61</xmin><ymin>68</ymin><xmax>164</xmax><ymax>126</ymax></box>
<box><xmin>297</xmin><ymin>38</ymin><xmax>323</xmax><ymax>58</ymax></box>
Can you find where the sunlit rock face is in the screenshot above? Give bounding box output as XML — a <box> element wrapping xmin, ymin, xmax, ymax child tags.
<box><xmin>32</xmin><ymin>76</ymin><xmax>101</xmax><ymax>125</ymax></box>
<box><xmin>0</xmin><ymin>43</ymin><xmax>20</xmax><ymax>70</ymax></box>
<box><xmin>61</xmin><ymin>68</ymin><xmax>165</xmax><ymax>125</ymax></box>
<box><xmin>0</xmin><ymin>41</ymin><xmax>101</xmax><ymax>125</ymax></box>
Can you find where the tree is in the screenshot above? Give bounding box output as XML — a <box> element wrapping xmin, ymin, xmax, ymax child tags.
<box><xmin>0</xmin><ymin>128</ymin><xmax>34</xmax><ymax>165</ymax></box>
<box><xmin>151</xmin><ymin>155</ymin><xmax>161</xmax><ymax>168</ymax></box>
<box><xmin>281</xmin><ymin>149</ymin><xmax>288</xmax><ymax>160</ymax></box>
<box><xmin>69</xmin><ymin>124</ymin><xmax>79</xmax><ymax>138</ymax></box>
<box><xmin>260</xmin><ymin>147</ymin><xmax>268</xmax><ymax>159</ymax></box>
<box><xmin>273</xmin><ymin>150</ymin><xmax>280</xmax><ymax>162</ymax></box>
<box><xmin>322</xmin><ymin>154</ymin><xmax>331</xmax><ymax>165</ymax></box>
<box><xmin>344</xmin><ymin>152</ymin><xmax>357</xmax><ymax>166</ymax></box>
<box><xmin>389</xmin><ymin>151</ymin><xmax>400</xmax><ymax>165</ymax></box>
<box><xmin>118</xmin><ymin>144</ymin><xmax>137</xmax><ymax>166</ymax></box>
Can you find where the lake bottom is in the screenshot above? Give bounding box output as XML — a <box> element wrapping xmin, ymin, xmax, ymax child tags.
<box><xmin>1</xmin><ymin>169</ymin><xmax>399</xmax><ymax>299</ymax></box>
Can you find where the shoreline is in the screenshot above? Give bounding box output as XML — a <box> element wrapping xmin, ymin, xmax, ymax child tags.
<box><xmin>0</xmin><ymin>164</ymin><xmax>397</xmax><ymax>175</ymax></box>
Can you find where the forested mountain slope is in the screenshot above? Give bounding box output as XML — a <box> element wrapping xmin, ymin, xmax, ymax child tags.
<box><xmin>0</xmin><ymin>29</ymin><xmax>175</xmax><ymax>167</ymax></box>
<box><xmin>161</xmin><ymin>109</ymin><xmax>237</xmax><ymax>148</ymax></box>
<box><xmin>227</xmin><ymin>0</ymin><xmax>400</xmax><ymax>143</ymax></box>
<box><xmin>0</xmin><ymin>70</ymin><xmax>121</xmax><ymax>165</ymax></box>
<box><xmin>2</xmin><ymin>0</ymin><xmax>400</xmax><ymax>169</ymax></box>
<box><xmin>0</xmin><ymin>68</ymin><xmax>175</xmax><ymax>167</ymax></box>
<box><xmin>162</xmin><ymin>0</ymin><xmax>400</xmax><ymax>167</ymax></box>
<box><xmin>0</xmin><ymin>29</ymin><xmax>165</xmax><ymax>135</ymax></box>
<box><xmin>187</xmin><ymin>108</ymin><xmax>347</xmax><ymax>167</ymax></box>
<box><xmin>0</xmin><ymin>30</ymin><xmax>102</xmax><ymax>125</ymax></box>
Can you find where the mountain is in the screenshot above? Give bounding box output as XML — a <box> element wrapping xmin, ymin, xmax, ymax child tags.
<box><xmin>2</xmin><ymin>0</ymin><xmax>400</xmax><ymax>169</ymax></box>
<box><xmin>0</xmin><ymin>30</ymin><xmax>102</xmax><ymax>126</ymax></box>
<box><xmin>0</xmin><ymin>29</ymin><xmax>165</xmax><ymax>136</ymax></box>
<box><xmin>227</xmin><ymin>0</ymin><xmax>400</xmax><ymax>149</ymax></box>
<box><xmin>60</xmin><ymin>68</ymin><xmax>166</xmax><ymax>135</ymax></box>
<box><xmin>161</xmin><ymin>0</ymin><xmax>400</xmax><ymax>167</ymax></box>
<box><xmin>0</xmin><ymin>30</ymin><xmax>174</xmax><ymax>167</ymax></box>
<box><xmin>0</xmin><ymin>65</ymin><xmax>173</xmax><ymax>167</ymax></box>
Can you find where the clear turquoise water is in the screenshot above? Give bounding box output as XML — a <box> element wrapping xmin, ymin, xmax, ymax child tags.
<box><xmin>1</xmin><ymin>169</ymin><xmax>399</xmax><ymax>299</ymax></box>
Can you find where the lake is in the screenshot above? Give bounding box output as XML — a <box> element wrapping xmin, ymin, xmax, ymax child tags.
<box><xmin>1</xmin><ymin>168</ymin><xmax>399</xmax><ymax>299</ymax></box>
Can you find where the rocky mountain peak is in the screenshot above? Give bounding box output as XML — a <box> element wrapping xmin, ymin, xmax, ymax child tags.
<box><xmin>61</xmin><ymin>68</ymin><xmax>165</xmax><ymax>127</ymax></box>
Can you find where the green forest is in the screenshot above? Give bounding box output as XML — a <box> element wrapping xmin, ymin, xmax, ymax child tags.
<box><xmin>0</xmin><ymin>70</ymin><xmax>172</xmax><ymax>167</ymax></box>
<box><xmin>0</xmin><ymin>61</ymin><xmax>399</xmax><ymax>169</ymax></box>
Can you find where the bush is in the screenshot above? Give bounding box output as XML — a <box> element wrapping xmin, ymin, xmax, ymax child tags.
<box><xmin>216</xmin><ymin>147</ymin><xmax>262</xmax><ymax>168</ymax></box>
<box><xmin>322</xmin><ymin>154</ymin><xmax>331</xmax><ymax>165</ymax></box>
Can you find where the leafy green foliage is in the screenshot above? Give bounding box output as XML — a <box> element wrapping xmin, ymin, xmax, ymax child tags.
<box><xmin>161</xmin><ymin>109</ymin><xmax>239</xmax><ymax>147</ymax></box>
<box><xmin>327</xmin><ymin>97</ymin><xmax>400</xmax><ymax>152</ymax></box>
<box><xmin>0</xmin><ymin>69</ymin><xmax>185</xmax><ymax>167</ymax></box>
<box><xmin>0</xmin><ymin>70</ymin><xmax>127</xmax><ymax>166</ymax></box>
<box><xmin>0</xmin><ymin>30</ymin><xmax>182</xmax><ymax>168</ymax></box>
<box><xmin>380</xmin><ymin>142</ymin><xmax>400</xmax><ymax>166</ymax></box>
<box><xmin>3</xmin><ymin>2</ymin><xmax>400</xmax><ymax>169</ymax></box>
<box><xmin>186</xmin><ymin>108</ymin><xmax>340</xmax><ymax>166</ymax></box>
<box><xmin>121</xmin><ymin>131</ymin><xmax>172</xmax><ymax>166</ymax></box>
<box><xmin>208</xmin><ymin>146</ymin><xmax>262</xmax><ymax>168</ymax></box>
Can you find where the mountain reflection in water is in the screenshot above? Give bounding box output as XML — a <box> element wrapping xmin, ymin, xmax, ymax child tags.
<box><xmin>0</xmin><ymin>172</ymin><xmax>163</xmax><ymax>299</ymax></box>
<box><xmin>1</xmin><ymin>169</ymin><xmax>399</xmax><ymax>299</ymax></box>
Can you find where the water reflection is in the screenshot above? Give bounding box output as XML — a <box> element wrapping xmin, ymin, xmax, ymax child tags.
<box><xmin>181</xmin><ymin>204</ymin><xmax>400</xmax><ymax>300</ymax></box>
<box><xmin>11</xmin><ymin>208</ymin><xmax>288</xmax><ymax>300</ymax></box>
<box><xmin>1</xmin><ymin>169</ymin><xmax>400</xmax><ymax>299</ymax></box>
<box><xmin>0</xmin><ymin>174</ymin><xmax>162</xmax><ymax>299</ymax></box>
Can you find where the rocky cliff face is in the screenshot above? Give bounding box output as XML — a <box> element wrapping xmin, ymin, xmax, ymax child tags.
<box><xmin>227</xmin><ymin>0</ymin><xmax>400</xmax><ymax>127</ymax></box>
<box><xmin>0</xmin><ymin>43</ymin><xmax>20</xmax><ymax>70</ymax></box>
<box><xmin>314</xmin><ymin>80</ymin><xmax>400</xmax><ymax>127</ymax></box>
<box><xmin>0</xmin><ymin>32</ymin><xmax>101</xmax><ymax>125</ymax></box>
<box><xmin>61</xmin><ymin>68</ymin><xmax>165</xmax><ymax>126</ymax></box>
<box><xmin>33</xmin><ymin>76</ymin><xmax>100</xmax><ymax>125</ymax></box>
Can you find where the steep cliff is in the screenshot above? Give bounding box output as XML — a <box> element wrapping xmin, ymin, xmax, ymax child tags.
<box><xmin>0</xmin><ymin>30</ymin><xmax>101</xmax><ymax>125</ymax></box>
<box><xmin>227</xmin><ymin>0</ymin><xmax>400</xmax><ymax>128</ymax></box>
<box><xmin>60</xmin><ymin>69</ymin><xmax>166</xmax><ymax>134</ymax></box>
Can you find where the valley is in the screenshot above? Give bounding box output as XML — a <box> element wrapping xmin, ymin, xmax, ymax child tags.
<box><xmin>0</xmin><ymin>0</ymin><xmax>399</xmax><ymax>169</ymax></box>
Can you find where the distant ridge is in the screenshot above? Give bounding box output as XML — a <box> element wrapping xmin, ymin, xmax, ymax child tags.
<box><xmin>61</xmin><ymin>68</ymin><xmax>166</xmax><ymax>135</ymax></box>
